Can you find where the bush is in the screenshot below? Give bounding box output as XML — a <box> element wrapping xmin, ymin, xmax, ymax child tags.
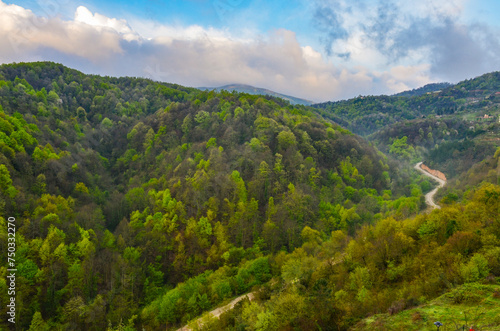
<box><xmin>445</xmin><ymin>284</ymin><xmax>486</xmax><ymax>304</ymax></box>
<box><xmin>460</xmin><ymin>253</ymin><xmax>490</xmax><ymax>283</ymax></box>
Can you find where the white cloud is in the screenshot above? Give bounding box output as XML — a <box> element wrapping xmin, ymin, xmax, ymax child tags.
<box><xmin>74</xmin><ymin>6</ymin><xmax>139</xmax><ymax>42</ymax></box>
<box><xmin>312</xmin><ymin>0</ymin><xmax>500</xmax><ymax>87</ymax></box>
<box><xmin>376</xmin><ymin>64</ymin><xmax>433</xmax><ymax>93</ymax></box>
<box><xmin>0</xmin><ymin>1</ymin><xmax>123</xmax><ymax>61</ymax></box>
<box><xmin>0</xmin><ymin>1</ymin><xmax>444</xmax><ymax>102</ymax></box>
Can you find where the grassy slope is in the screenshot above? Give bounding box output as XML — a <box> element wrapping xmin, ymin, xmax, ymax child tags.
<box><xmin>353</xmin><ymin>283</ymin><xmax>500</xmax><ymax>330</ymax></box>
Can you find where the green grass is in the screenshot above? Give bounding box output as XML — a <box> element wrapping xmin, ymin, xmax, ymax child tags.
<box><xmin>352</xmin><ymin>283</ymin><xmax>500</xmax><ymax>330</ymax></box>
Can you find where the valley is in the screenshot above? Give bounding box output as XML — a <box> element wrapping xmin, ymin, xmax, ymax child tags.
<box><xmin>0</xmin><ymin>62</ymin><xmax>498</xmax><ymax>330</ymax></box>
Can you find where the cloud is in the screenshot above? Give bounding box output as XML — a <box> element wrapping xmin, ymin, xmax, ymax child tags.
<box><xmin>313</xmin><ymin>0</ymin><xmax>348</xmax><ymax>56</ymax></box>
<box><xmin>103</xmin><ymin>27</ymin><xmax>430</xmax><ymax>101</ymax></box>
<box><xmin>375</xmin><ymin>64</ymin><xmax>432</xmax><ymax>93</ymax></box>
<box><xmin>0</xmin><ymin>1</ymin><xmax>124</xmax><ymax>61</ymax></box>
<box><xmin>1</xmin><ymin>0</ymin><xmax>480</xmax><ymax>102</ymax></box>
<box><xmin>391</xmin><ymin>19</ymin><xmax>500</xmax><ymax>81</ymax></box>
<box><xmin>363</xmin><ymin>0</ymin><xmax>399</xmax><ymax>53</ymax></box>
<box><xmin>312</xmin><ymin>0</ymin><xmax>500</xmax><ymax>84</ymax></box>
<box><xmin>74</xmin><ymin>6</ymin><xmax>139</xmax><ymax>42</ymax></box>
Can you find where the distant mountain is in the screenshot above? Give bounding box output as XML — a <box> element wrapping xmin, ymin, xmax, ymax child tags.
<box><xmin>198</xmin><ymin>83</ymin><xmax>314</xmax><ymax>106</ymax></box>
<box><xmin>394</xmin><ymin>82</ymin><xmax>453</xmax><ymax>97</ymax></box>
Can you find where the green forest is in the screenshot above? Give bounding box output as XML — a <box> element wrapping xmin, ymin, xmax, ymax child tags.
<box><xmin>0</xmin><ymin>62</ymin><xmax>499</xmax><ymax>330</ymax></box>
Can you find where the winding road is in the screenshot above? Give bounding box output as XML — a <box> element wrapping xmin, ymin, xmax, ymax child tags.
<box><xmin>414</xmin><ymin>162</ymin><xmax>446</xmax><ymax>210</ymax></box>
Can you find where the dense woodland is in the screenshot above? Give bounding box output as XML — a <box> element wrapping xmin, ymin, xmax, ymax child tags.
<box><xmin>316</xmin><ymin>71</ymin><xmax>499</xmax><ymax>187</ymax></box>
<box><xmin>0</xmin><ymin>62</ymin><xmax>498</xmax><ymax>330</ymax></box>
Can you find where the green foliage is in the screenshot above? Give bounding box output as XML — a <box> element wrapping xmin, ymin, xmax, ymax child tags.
<box><xmin>32</xmin><ymin>144</ymin><xmax>62</xmax><ymax>162</ymax></box>
<box><xmin>18</xmin><ymin>259</ymin><xmax>39</xmax><ymax>285</ymax></box>
<box><xmin>1</xmin><ymin>62</ymin><xmax>497</xmax><ymax>330</ymax></box>
<box><xmin>0</xmin><ymin>109</ymin><xmax>38</xmax><ymax>156</ymax></box>
<box><xmin>195</xmin><ymin>110</ymin><xmax>210</xmax><ymax>125</ymax></box>
<box><xmin>206</xmin><ymin>137</ymin><xmax>217</xmax><ymax>148</ymax></box>
<box><xmin>314</xmin><ymin>73</ymin><xmax>500</xmax><ymax>135</ymax></box>
<box><xmin>273</xmin><ymin>289</ymin><xmax>307</xmax><ymax>326</ymax></box>
<box><xmin>445</xmin><ymin>283</ymin><xmax>490</xmax><ymax>304</ymax></box>
<box><xmin>28</xmin><ymin>312</ymin><xmax>50</xmax><ymax>331</ymax></box>
<box><xmin>459</xmin><ymin>253</ymin><xmax>490</xmax><ymax>283</ymax></box>
<box><xmin>353</xmin><ymin>284</ymin><xmax>500</xmax><ymax>330</ymax></box>
<box><xmin>197</xmin><ymin>216</ymin><xmax>212</xmax><ymax>237</ymax></box>
<box><xmin>0</xmin><ymin>164</ymin><xmax>17</xmax><ymax>199</ymax></box>
<box><xmin>101</xmin><ymin>117</ymin><xmax>113</xmax><ymax>128</ymax></box>
<box><xmin>388</xmin><ymin>136</ymin><xmax>416</xmax><ymax>161</ymax></box>
<box><xmin>277</xmin><ymin>130</ymin><xmax>296</xmax><ymax>150</ymax></box>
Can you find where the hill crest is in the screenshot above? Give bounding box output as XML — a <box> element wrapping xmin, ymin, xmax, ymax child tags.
<box><xmin>198</xmin><ymin>83</ymin><xmax>314</xmax><ymax>106</ymax></box>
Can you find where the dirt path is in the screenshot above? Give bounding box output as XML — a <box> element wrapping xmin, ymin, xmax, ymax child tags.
<box><xmin>176</xmin><ymin>292</ymin><xmax>255</xmax><ymax>331</ymax></box>
<box><xmin>414</xmin><ymin>162</ymin><xmax>446</xmax><ymax>210</ymax></box>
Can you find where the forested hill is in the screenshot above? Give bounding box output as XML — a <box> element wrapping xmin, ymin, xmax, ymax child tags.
<box><xmin>0</xmin><ymin>62</ymin><xmax>430</xmax><ymax>330</ymax></box>
<box><xmin>313</xmin><ymin>71</ymin><xmax>500</xmax><ymax>135</ymax></box>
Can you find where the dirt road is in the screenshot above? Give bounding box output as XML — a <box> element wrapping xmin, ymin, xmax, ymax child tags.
<box><xmin>414</xmin><ymin>162</ymin><xmax>446</xmax><ymax>209</ymax></box>
<box><xmin>176</xmin><ymin>292</ymin><xmax>255</xmax><ymax>331</ymax></box>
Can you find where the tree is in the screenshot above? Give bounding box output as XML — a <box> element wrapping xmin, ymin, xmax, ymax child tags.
<box><xmin>0</xmin><ymin>164</ymin><xmax>17</xmax><ymax>203</ymax></box>
<box><xmin>28</xmin><ymin>312</ymin><xmax>50</xmax><ymax>331</ymax></box>
<box><xmin>277</xmin><ymin>130</ymin><xmax>297</xmax><ymax>150</ymax></box>
<box><xmin>76</xmin><ymin>106</ymin><xmax>87</xmax><ymax>121</ymax></box>
<box><xmin>389</xmin><ymin>136</ymin><xmax>415</xmax><ymax>160</ymax></box>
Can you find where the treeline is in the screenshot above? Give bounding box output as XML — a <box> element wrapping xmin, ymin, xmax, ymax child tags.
<box><xmin>393</xmin><ymin>82</ymin><xmax>452</xmax><ymax>97</ymax></box>
<box><xmin>0</xmin><ymin>62</ymin><xmax>430</xmax><ymax>330</ymax></box>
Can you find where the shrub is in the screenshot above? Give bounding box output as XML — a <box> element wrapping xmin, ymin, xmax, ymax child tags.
<box><xmin>445</xmin><ymin>284</ymin><xmax>486</xmax><ymax>304</ymax></box>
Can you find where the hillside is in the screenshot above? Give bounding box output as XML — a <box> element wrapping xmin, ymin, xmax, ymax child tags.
<box><xmin>353</xmin><ymin>283</ymin><xmax>500</xmax><ymax>330</ymax></box>
<box><xmin>436</xmin><ymin>147</ymin><xmax>500</xmax><ymax>205</ymax></box>
<box><xmin>167</xmin><ymin>180</ymin><xmax>500</xmax><ymax>330</ymax></box>
<box><xmin>0</xmin><ymin>62</ymin><xmax>498</xmax><ymax>331</ymax></box>
<box><xmin>312</xmin><ymin>72</ymin><xmax>499</xmax><ymax>188</ymax></box>
<box><xmin>368</xmin><ymin>117</ymin><xmax>498</xmax><ymax>179</ymax></box>
<box><xmin>0</xmin><ymin>61</ymin><xmax>431</xmax><ymax>330</ymax></box>
<box><xmin>313</xmin><ymin>72</ymin><xmax>500</xmax><ymax>136</ymax></box>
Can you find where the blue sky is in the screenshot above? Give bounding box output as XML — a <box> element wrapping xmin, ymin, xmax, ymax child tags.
<box><xmin>1</xmin><ymin>0</ymin><xmax>499</xmax><ymax>101</ymax></box>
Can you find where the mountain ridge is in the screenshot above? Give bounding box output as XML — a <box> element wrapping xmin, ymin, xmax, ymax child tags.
<box><xmin>313</xmin><ymin>71</ymin><xmax>500</xmax><ymax>135</ymax></box>
<box><xmin>198</xmin><ymin>83</ymin><xmax>314</xmax><ymax>106</ymax></box>
<box><xmin>393</xmin><ymin>82</ymin><xmax>453</xmax><ymax>97</ymax></box>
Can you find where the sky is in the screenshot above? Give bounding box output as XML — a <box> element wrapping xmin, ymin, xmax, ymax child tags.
<box><xmin>1</xmin><ymin>0</ymin><xmax>499</xmax><ymax>102</ymax></box>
